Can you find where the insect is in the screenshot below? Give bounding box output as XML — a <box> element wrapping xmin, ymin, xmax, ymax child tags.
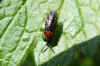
<box><xmin>44</xmin><ymin>10</ymin><xmax>57</xmax><ymax>43</ymax></box>
<box><xmin>42</xmin><ymin>10</ymin><xmax>57</xmax><ymax>53</ymax></box>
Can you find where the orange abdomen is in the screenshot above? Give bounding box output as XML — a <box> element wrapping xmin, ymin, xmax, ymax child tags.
<box><xmin>44</xmin><ymin>31</ymin><xmax>52</xmax><ymax>38</ymax></box>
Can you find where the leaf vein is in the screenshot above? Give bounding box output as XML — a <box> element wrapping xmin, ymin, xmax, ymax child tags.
<box><xmin>75</xmin><ymin>0</ymin><xmax>87</xmax><ymax>38</ymax></box>
<box><xmin>0</xmin><ymin>0</ymin><xmax>27</xmax><ymax>39</ymax></box>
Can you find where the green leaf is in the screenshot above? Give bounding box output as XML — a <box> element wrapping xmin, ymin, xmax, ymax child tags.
<box><xmin>0</xmin><ymin>0</ymin><xmax>100</xmax><ymax>66</ymax></box>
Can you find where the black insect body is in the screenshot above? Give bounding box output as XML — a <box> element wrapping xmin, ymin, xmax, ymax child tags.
<box><xmin>41</xmin><ymin>11</ymin><xmax>57</xmax><ymax>53</ymax></box>
<box><xmin>44</xmin><ymin>11</ymin><xmax>57</xmax><ymax>44</ymax></box>
<box><xmin>42</xmin><ymin>10</ymin><xmax>63</xmax><ymax>53</ymax></box>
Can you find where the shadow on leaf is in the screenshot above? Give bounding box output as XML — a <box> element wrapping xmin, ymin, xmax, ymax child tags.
<box><xmin>20</xmin><ymin>43</ymin><xmax>36</xmax><ymax>66</ymax></box>
<box><xmin>41</xmin><ymin>35</ymin><xmax>100</xmax><ymax>66</ymax></box>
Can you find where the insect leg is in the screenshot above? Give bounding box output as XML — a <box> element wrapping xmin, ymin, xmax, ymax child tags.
<box><xmin>41</xmin><ymin>45</ymin><xmax>48</xmax><ymax>53</ymax></box>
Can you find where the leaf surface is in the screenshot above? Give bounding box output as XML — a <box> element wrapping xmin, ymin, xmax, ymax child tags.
<box><xmin>0</xmin><ymin>0</ymin><xmax>100</xmax><ymax>66</ymax></box>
